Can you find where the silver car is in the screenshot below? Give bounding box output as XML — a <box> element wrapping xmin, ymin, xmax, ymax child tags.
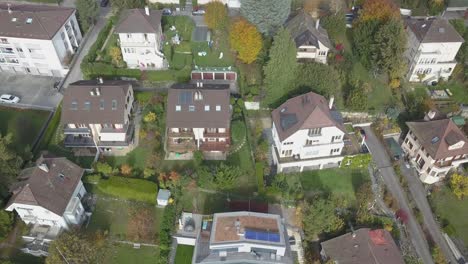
<box><xmin>0</xmin><ymin>94</ymin><xmax>20</xmax><ymax>104</ymax></box>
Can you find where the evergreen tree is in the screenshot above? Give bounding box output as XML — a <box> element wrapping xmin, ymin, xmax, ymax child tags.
<box><xmin>240</xmin><ymin>0</ymin><xmax>291</xmax><ymax>34</ymax></box>
<box><xmin>76</xmin><ymin>0</ymin><xmax>99</xmax><ymax>32</ymax></box>
<box><xmin>263</xmin><ymin>28</ymin><xmax>298</xmax><ymax>105</ymax></box>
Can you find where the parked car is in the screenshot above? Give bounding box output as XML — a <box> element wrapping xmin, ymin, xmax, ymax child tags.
<box><xmin>100</xmin><ymin>0</ymin><xmax>109</xmax><ymax>7</ymax></box>
<box><xmin>192</xmin><ymin>9</ymin><xmax>205</xmax><ymax>15</ymax></box>
<box><xmin>0</xmin><ymin>94</ymin><xmax>20</xmax><ymax>104</ymax></box>
<box><xmin>162</xmin><ymin>8</ymin><xmax>172</xmax><ymax>15</ymax></box>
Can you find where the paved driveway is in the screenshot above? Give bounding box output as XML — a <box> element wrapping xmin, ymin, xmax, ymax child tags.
<box><xmin>362</xmin><ymin>126</ymin><xmax>434</xmax><ymax>264</ymax></box>
<box><xmin>0</xmin><ymin>73</ymin><xmax>62</xmax><ymax>109</ymax></box>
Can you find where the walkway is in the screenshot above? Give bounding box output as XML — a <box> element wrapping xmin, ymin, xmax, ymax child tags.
<box><xmin>61</xmin><ymin>7</ymin><xmax>111</xmax><ymax>89</ymax></box>
<box><xmin>362</xmin><ymin>126</ymin><xmax>434</xmax><ymax>264</ymax></box>
<box><xmin>400</xmin><ymin>162</ymin><xmax>459</xmax><ymax>264</ymax></box>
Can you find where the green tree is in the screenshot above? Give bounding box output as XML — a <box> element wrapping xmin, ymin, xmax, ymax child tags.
<box><xmin>46</xmin><ymin>231</ymin><xmax>99</xmax><ymax>264</ymax></box>
<box><xmin>346</xmin><ymin>82</ymin><xmax>369</xmax><ymax>111</ymax></box>
<box><xmin>263</xmin><ymin>28</ymin><xmax>298</xmax><ymax>105</ymax></box>
<box><xmin>355</xmin><ymin>182</ymin><xmax>374</xmax><ymax>224</ymax></box>
<box><xmin>204</xmin><ymin>1</ymin><xmax>228</xmax><ymax>30</ymax></box>
<box><xmin>0</xmin><ymin>133</ymin><xmax>23</xmax><ymax>199</ymax></box>
<box><xmin>302</xmin><ymin>198</ymin><xmax>344</xmax><ymax>240</ymax></box>
<box><xmin>240</xmin><ymin>0</ymin><xmax>291</xmax><ymax>34</ymax></box>
<box><xmin>272</xmin><ymin>173</ymin><xmax>303</xmax><ymax>201</ymax></box>
<box><xmin>0</xmin><ymin>211</ymin><xmax>13</xmax><ymax>241</ymax></box>
<box><xmin>197</xmin><ymin>163</ymin><xmax>241</xmax><ymax>190</ymax></box>
<box><xmin>111</xmin><ymin>0</ymin><xmax>144</xmax><ymax>10</ymax></box>
<box><xmin>353</xmin><ymin>20</ymin><xmax>380</xmax><ymax>68</ymax></box>
<box><xmin>76</xmin><ymin>0</ymin><xmax>99</xmax><ymax>33</ymax></box>
<box><xmin>95</xmin><ymin>162</ymin><xmax>113</xmax><ymax>176</ymax></box>
<box><xmin>321</xmin><ymin>12</ymin><xmax>346</xmax><ymax>42</ymax></box>
<box><xmin>295</xmin><ymin>62</ymin><xmax>343</xmax><ymax>98</ymax></box>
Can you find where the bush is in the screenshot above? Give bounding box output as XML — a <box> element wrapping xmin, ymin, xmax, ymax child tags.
<box><xmin>159</xmin><ymin>204</ymin><xmax>177</xmax><ymax>263</ymax></box>
<box><xmin>85</xmin><ymin>16</ymin><xmax>115</xmax><ymax>63</ymax></box>
<box><xmin>255</xmin><ymin>163</ymin><xmax>264</xmax><ymax>192</ymax></box>
<box><xmin>97</xmin><ymin>176</ymin><xmax>157</xmax><ymax>203</ymax></box>
<box><xmin>341</xmin><ymin>154</ymin><xmax>372</xmax><ymax>169</ymax></box>
<box><xmin>82</xmin><ymin>62</ymin><xmax>142</xmax><ymax>79</ymax></box>
<box><xmin>83</xmin><ymin>174</ymin><xmax>101</xmax><ymax>184</ymax></box>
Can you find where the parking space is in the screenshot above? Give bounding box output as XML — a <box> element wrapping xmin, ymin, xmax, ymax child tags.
<box><xmin>0</xmin><ymin>73</ymin><xmax>63</xmax><ymax>109</ymax></box>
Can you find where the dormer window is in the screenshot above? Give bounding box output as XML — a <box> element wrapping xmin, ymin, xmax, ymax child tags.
<box><xmin>71</xmin><ymin>100</ymin><xmax>78</xmax><ymax>110</ymax></box>
<box><xmin>205</xmin><ymin>105</ymin><xmax>210</xmax><ymax>111</ymax></box>
<box><xmin>11</xmin><ymin>18</ymin><xmax>17</xmax><ymax>22</ymax></box>
<box><xmin>216</xmin><ymin>105</ymin><xmax>221</xmax><ymax>111</ymax></box>
<box><xmin>26</xmin><ymin>18</ymin><xmax>33</xmax><ymax>24</ymax></box>
<box><xmin>112</xmin><ymin>100</ymin><xmax>117</xmax><ymax>110</ymax></box>
<box><xmin>194</xmin><ymin>91</ymin><xmax>203</xmax><ymax>101</ymax></box>
<box><xmin>189</xmin><ymin>105</ymin><xmax>195</xmax><ymax>112</ymax></box>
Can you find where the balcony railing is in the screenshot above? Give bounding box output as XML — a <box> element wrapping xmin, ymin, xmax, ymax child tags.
<box><xmin>199</xmin><ymin>142</ymin><xmax>229</xmax><ymax>152</ymax></box>
<box><xmin>167</xmin><ymin>130</ymin><xmax>193</xmax><ymax>138</ymax></box>
<box><xmin>203</xmin><ymin>131</ymin><xmax>230</xmax><ymax>138</ymax></box>
<box><xmin>167</xmin><ymin>140</ymin><xmax>197</xmax><ymax>152</ymax></box>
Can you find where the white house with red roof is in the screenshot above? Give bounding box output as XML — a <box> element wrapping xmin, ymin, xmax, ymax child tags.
<box><xmin>271</xmin><ymin>92</ymin><xmax>345</xmax><ymax>173</ymax></box>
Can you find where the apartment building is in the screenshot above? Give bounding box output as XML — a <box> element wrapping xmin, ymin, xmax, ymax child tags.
<box><xmin>61</xmin><ymin>79</ymin><xmax>135</xmax><ymax>154</ymax></box>
<box><xmin>271</xmin><ymin>92</ymin><xmax>345</xmax><ymax>173</ymax></box>
<box><xmin>114</xmin><ymin>7</ymin><xmax>165</xmax><ymax>70</ymax></box>
<box><xmin>405</xmin><ymin>17</ymin><xmax>464</xmax><ymax>83</ymax></box>
<box><xmin>285</xmin><ymin>10</ymin><xmax>332</xmax><ymax>64</ymax></box>
<box><xmin>166</xmin><ymin>83</ymin><xmax>231</xmax><ymax>160</ymax></box>
<box><xmin>0</xmin><ymin>4</ymin><xmax>82</xmax><ymax>77</ymax></box>
<box><xmin>188</xmin><ymin>211</ymin><xmax>293</xmax><ymax>264</ymax></box>
<box><xmin>401</xmin><ymin>118</ymin><xmax>468</xmax><ymax>184</ymax></box>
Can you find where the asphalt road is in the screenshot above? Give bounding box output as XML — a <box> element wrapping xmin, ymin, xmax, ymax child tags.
<box><xmin>62</xmin><ymin>7</ymin><xmax>111</xmax><ymax>89</ymax></box>
<box><xmin>362</xmin><ymin>126</ymin><xmax>435</xmax><ymax>264</ymax></box>
<box><xmin>400</xmin><ymin>163</ymin><xmax>459</xmax><ymax>264</ymax></box>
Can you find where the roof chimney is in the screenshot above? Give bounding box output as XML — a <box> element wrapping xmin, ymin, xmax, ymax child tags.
<box><xmin>7</xmin><ymin>4</ymin><xmax>11</xmax><ymax>14</ymax></box>
<box><xmin>97</xmin><ymin>77</ymin><xmax>103</xmax><ymax>84</ymax></box>
<box><xmin>316</xmin><ymin>19</ymin><xmax>320</xmax><ymax>30</ymax></box>
<box><xmin>38</xmin><ymin>163</ymin><xmax>49</xmax><ymax>173</ymax></box>
<box><xmin>145</xmin><ymin>6</ymin><xmax>150</xmax><ymax>16</ymax></box>
<box><xmin>329</xmin><ymin>96</ymin><xmax>334</xmax><ymax>109</ymax></box>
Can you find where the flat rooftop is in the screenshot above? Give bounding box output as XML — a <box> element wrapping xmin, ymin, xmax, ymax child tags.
<box><xmin>211</xmin><ymin>211</ymin><xmax>282</xmax><ymax>244</ymax></box>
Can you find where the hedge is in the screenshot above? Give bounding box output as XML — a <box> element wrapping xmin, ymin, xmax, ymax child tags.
<box><xmin>83</xmin><ymin>174</ymin><xmax>101</xmax><ymax>185</ymax></box>
<box><xmin>255</xmin><ymin>163</ymin><xmax>264</xmax><ymax>192</ymax></box>
<box><xmin>82</xmin><ymin>62</ymin><xmax>142</xmax><ymax>79</ymax></box>
<box><xmin>36</xmin><ymin>104</ymin><xmax>62</xmax><ymax>154</ymax></box>
<box><xmin>96</xmin><ymin>176</ymin><xmax>157</xmax><ymax>204</ymax></box>
<box><xmin>158</xmin><ymin>204</ymin><xmax>177</xmax><ymax>264</ymax></box>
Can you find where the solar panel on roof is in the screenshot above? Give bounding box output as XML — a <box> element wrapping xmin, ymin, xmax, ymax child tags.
<box><xmin>179</xmin><ymin>91</ymin><xmax>193</xmax><ymax>105</ymax></box>
<box><xmin>244</xmin><ymin>229</ymin><xmax>280</xmax><ymax>242</ymax></box>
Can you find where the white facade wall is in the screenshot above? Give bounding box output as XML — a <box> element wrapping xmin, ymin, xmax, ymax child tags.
<box><xmin>0</xmin><ymin>12</ymin><xmax>82</xmax><ymax>77</ymax></box>
<box><xmin>210</xmin><ymin>242</ymin><xmax>286</xmax><ymax>257</ymax></box>
<box><xmin>175</xmin><ymin>236</ymin><xmax>196</xmax><ymax>245</ymax></box>
<box><xmin>406</xmin><ymin>29</ymin><xmax>462</xmax><ymax>82</ymax></box>
<box><xmin>296</xmin><ymin>44</ymin><xmax>329</xmax><ymax>64</ymax></box>
<box><xmin>118</xmin><ymin>32</ymin><xmax>165</xmax><ymax>69</ymax></box>
<box><xmin>271</xmin><ymin>123</ymin><xmax>345</xmax><ymax>173</ymax></box>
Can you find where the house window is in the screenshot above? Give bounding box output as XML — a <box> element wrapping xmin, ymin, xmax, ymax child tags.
<box><xmin>208</xmin><ymin>138</ymin><xmax>216</xmax><ymax>142</ymax></box>
<box><xmin>216</xmin><ymin>105</ymin><xmax>221</xmax><ymax>111</ymax></box>
<box><xmin>112</xmin><ymin>100</ymin><xmax>117</xmax><ymax>110</ymax></box>
<box><xmin>205</xmin><ymin>105</ymin><xmax>210</xmax><ymax>111</ymax></box>
<box><xmin>423</xmin><ymin>68</ymin><xmax>432</xmax><ymax>74</ymax></box>
<box><xmin>16</xmin><ymin>48</ymin><xmax>23</xmax><ymax>52</ymax></box>
<box><xmin>308</xmin><ymin>128</ymin><xmax>321</xmax><ymax>137</ymax></box>
<box><xmin>282</xmin><ymin>150</ymin><xmax>292</xmax><ymax>156</ymax></box>
<box><xmin>206</xmin><ymin>128</ymin><xmax>216</xmax><ymax>133</ymax></box>
<box><xmin>332</xmin><ymin>135</ymin><xmax>341</xmax><ymax>142</ymax></box>
<box><xmin>330</xmin><ymin>148</ymin><xmax>340</xmax><ymax>155</ymax></box>
<box><xmin>409</xmin><ymin>142</ymin><xmax>413</xmax><ymax>150</ymax></box>
<box><xmin>127</xmin><ymin>34</ymin><xmax>131</xmax><ymax>38</ymax></box>
<box><xmin>305</xmin><ymin>139</ymin><xmax>318</xmax><ymax>146</ymax></box>
<box><xmin>84</xmin><ymin>101</ymin><xmax>91</xmax><ymax>110</ymax></box>
<box><xmin>144</xmin><ymin>33</ymin><xmax>148</xmax><ymax>41</ymax></box>
<box><xmin>71</xmin><ymin>101</ymin><xmax>78</xmax><ymax>110</ymax></box>
<box><xmin>318</xmin><ymin>51</ymin><xmax>326</xmax><ymax>56</ymax></box>
<box><xmin>99</xmin><ymin>99</ymin><xmax>104</xmax><ymax>110</ymax></box>
<box><xmin>189</xmin><ymin>105</ymin><xmax>195</xmax><ymax>112</ymax></box>
<box><xmin>176</xmin><ymin>105</ymin><xmax>181</xmax><ymax>111</ymax></box>
<box><xmin>283</xmin><ymin>142</ymin><xmax>293</xmax><ymax>145</ymax></box>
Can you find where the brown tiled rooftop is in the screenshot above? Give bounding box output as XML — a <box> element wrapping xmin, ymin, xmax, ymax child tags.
<box><xmin>213</xmin><ymin>215</ymin><xmax>279</xmax><ymax>243</ymax></box>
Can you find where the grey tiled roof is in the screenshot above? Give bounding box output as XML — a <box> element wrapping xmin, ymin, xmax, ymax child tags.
<box><xmin>0</xmin><ymin>4</ymin><xmax>75</xmax><ymax>40</ymax></box>
<box><xmin>285</xmin><ymin>10</ymin><xmax>332</xmax><ymax>49</ymax></box>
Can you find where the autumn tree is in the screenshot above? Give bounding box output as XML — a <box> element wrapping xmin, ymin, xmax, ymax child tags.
<box><xmin>109</xmin><ymin>46</ymin><xmax>123</xmax><ymax>67</ymax></box>
<box><xmin>46</xmin><ymin>231</ymin><xmax>100</xmax><ymax>264</ymax></box>
<box><xmin>302</xmin><ymin>198</ymin><xmax>344</xmax><ymax>241</ymax></box>
<box><xmin>359</xmin><ymin>0</ymin><xmax>400</xmax><ymax>22</ymax></box>
<box><xmin>143</xmin><ymin>112</ymin><xmax>157</xmax><ymax>123</ymax></box>
<box><xmin>230</xmin><ymin>18</ymin><xmax>262</xmax><ymax>64</ymax></box>
<box><xmin>120</xmin><ymin>164</ymin><xmax>132</xmax><ymax>176</ymax></box>
<box><xmin>127</xmin><ymin>207</ymin><xmax>155</xmax><ymax>242</ymax></box>
<box><xmin>450</xmin><ymin>173</ymin><xmax>468</xmax><ymax>200</ymax></box>
<box><xmin>204</xmin><ymin>1</ymin><xmax>228</xmax><ymax>30</ymax></box>
<box><xmin>240</xmin><ymin>0</ymin><xmax>291</xmax><ymax>34</ymax></box>
<box><xmin>158</xmin><ymin>171</ymin><xmax>181</xmax><ymax>189</ymax></box>
<box><xmin>263</xmin><ymin>28</ymin><xmax>298</xmax><ymax>105</ymax></box>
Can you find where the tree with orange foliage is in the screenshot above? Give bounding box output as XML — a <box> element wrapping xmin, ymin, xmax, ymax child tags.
<box><xmin>359</xmin><ymin>0</ymin><xmax>400</xmax><ymax>22</ymax></box>
<box><xmin>230</xmin><ymin>18</ymin><xmax>262</xmax><ymax>64</ymax></box>
<box><xmin>120</xmin><ymin>164</ymin><xmax>132</xmax><ymax>176</ymax></box>
<box><xmin>158</xmin><ymin>171</ymin><xmax>180</xmax><ymax>188</ymax></box>
<box><xmin>204</xmin><ymin>1</ymin><xmax>228</xmax><ymax>30</ymax></box>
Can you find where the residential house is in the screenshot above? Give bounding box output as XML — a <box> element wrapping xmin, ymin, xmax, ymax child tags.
<box><xmin>187</xmin><ymin>211</ymin><xmax>293</xmax><ymax>264</ymax></box>
<box><xmin>149</xmin><ymin>0</ymin><xmax>241</xmax><ymax>8</ymax></box>
<box><xmin>320</xmin><ymin>228</ymin><xmax>404</xmax><ymax>264</ymax></box>
<box><xmin>405</xmin><ymin>17</ymin><xmax>464</xmax><ymax>83</ymax></box>
<box><xmin>61</xmin><ymin>79</ymin><xmax>135</xmax><ymax>154</ymax></box>
<box><xmin>5</xmin><ymin>155</ymin><xmax>87</xmax><ymax>255</ymax></box>
<box><xmin>401</xmin><ymin>118</ymin><xmax>468</xmax><ymax>184</ymax></box>
<box><xmin>166</xmin><ymin>82</ymin><xmax>231</xmax><ymax>160</ymax></box>
<box><xmin>271</xmin><ymin>92</ymin><xmax>345</xmax><ymax>173</ymax></box>
<box><xmin>0</xmin><ymin>4</ymin><xmax>82</xmax><ymax>77</ymax></box>
<box><xmin>285</xmin><ymin>10</ymin><xmax>332</xmax><ymax>64</ymax></box>
<box><xmin>114</xmin><ymin>7</ymin><xmax>165</xmax><ymax>70</ymax></box>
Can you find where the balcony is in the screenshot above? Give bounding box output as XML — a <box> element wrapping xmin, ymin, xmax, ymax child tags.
<box><xmin>167</xmin><ymin>139</ymin><xmax>197</xmax><ymax>152</ymax></box>
<box><xmin>63</xmin><ymin>127</ymin><xmax>91</xmax><ymax>134</ymax></box>
<box><xmin>120</xmin><ymin>41</ymin><xmax>157</xmax><ymax>48</ymax></box>
<box><xmin>203</xmin><ymin>131</ymin><xmax>230</xmax><ymax>138</ymax></box>
<box><xmin>168</xmin><ymin>130</ymin><xmax>194</xmax><ymax>138</ymax></box>
<box><xmin>199</xmin><ymin>142</ymin><xmax>229</xmax><ymax>152</ymax></box>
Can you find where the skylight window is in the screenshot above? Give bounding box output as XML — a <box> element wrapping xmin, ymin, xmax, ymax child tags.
<box><xmin>205</xmin><ymin>105</ymin><xmax>210</xmax><ymax>111</ymax></box>
<box><xmin>216</xmin><ymin>105</ymin><xmax>221</xmax><ymax>111</ymax></box>
<box><xmin>176</xmin><ymin>105</ymin><xmax>181</xmax><ymax>111</ymax></box>
<box><xmin>189</xmin><ymin>105</ymin><xmax>195</xmax><ymax>112</ymax></box>
<box><xmin>26</xmin><ymin>18</ymin><xmax>33</xmax><ymax>24</ymax></box>
<box><xmin>11</xmin><ymin>18</ymin><xmax>17</xmax><ymax>22</ymax></box>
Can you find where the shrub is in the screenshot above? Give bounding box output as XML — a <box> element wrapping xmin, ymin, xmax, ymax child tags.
<box><xmin>95</xmin><ymin>161</ymin><xmax>113</xmax><ymax>176</ymax></box>
<box><xmin>120</xmin><ymin>164</ymin><xmax>132</xmax><ymax>176</ymax></box>
<box><xmin>83</xmin><ymin>174</ymin><xmax>101</xmax><ymax>184</ymax></box>
<box><xmin>159</xmin><ymin>204</ymin><xmax>176</xmax><ymax>263</ymax></box>
<box><xmin>143</xmin><ymin>112</ymin><xmax>157</xmax><ymax>123</ymax></box>
<box><xmin>255</xmin><ymin>163</ymin><xmax>264</xmax><ymax>192</ymax></box>
<box><xmin>97</xmin><ymin>177</ymin><xmax>157</xmax><ymax>203</ymax></box>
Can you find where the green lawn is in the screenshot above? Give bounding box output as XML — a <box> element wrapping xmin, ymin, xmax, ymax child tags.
<box><xmin>106</xmin><ymin>146</ymin><xmax>152</xmax><ymax>170</ymax></box>
<box><xmin>103</xmin><ymin>244</ymin><xmax>159</xmax><ymax>264</ymax></box>
<box><xmin>430</xmin><ymin>186</ymin><xmax>468</xmax><ymax>245</ymax></box>
<box><xmin>0</xmin><ymin>106</ymin><xmax>50</xmax><ymax>153</ymax></box>
<box><xmin>87</xmin><ymin>195</ymin><xmax>164</xmax><ymax>241</ymax></box>
<box><xmin>175</xmin><ymin>245</ymin><xmax>194</xmax><ymax>264</ymax></box>
<box><xmin>300</xmin><ymin>168</ymin><xmax>369</xmax><ymax>202</ymax></box>
<box><xmin>437</xmin><ymin>81</ymin><xmax>468</xmax><ymax>104</ymax></box>
<box><xmin>192</xmin><ymin>41</ymin><xmax>234</xmax><ymax>67</ymax></box>
<box><xmin>179</xmin><ymin>188</ymin><xmax>229</xmax><ymax>214</ymax></box>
